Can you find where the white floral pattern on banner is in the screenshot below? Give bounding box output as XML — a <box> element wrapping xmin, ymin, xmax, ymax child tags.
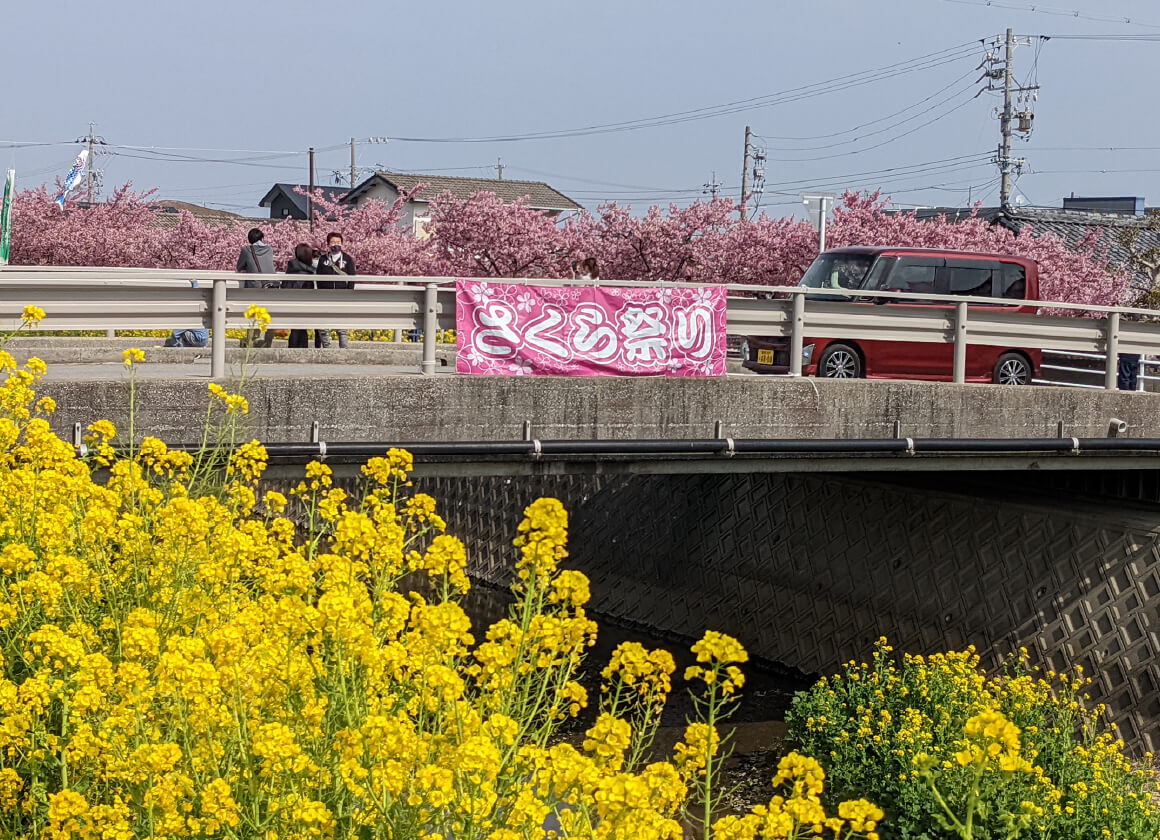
<box><xmin>456</xmin><ymin>281</ymin><xmax>727</xmax><ymax>377</ymax></box>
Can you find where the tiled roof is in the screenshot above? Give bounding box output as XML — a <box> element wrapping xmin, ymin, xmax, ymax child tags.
<box><xmin>151</xmin><ymin>200</ymin><xmax>250</xmax><ymax>229</ymax></box>
<box><xmin>903</xmin><ymin>206</ymin><xmax>1160</xmax><ymax>291</ymax></box>
<box><xmin>346</xmin><ymin>172</ymin><xmax>581</xmax><ymax>212</ymax></box>
<box><xmin>258</xmin><ymin>184</ymin><xmax>351</xmax><ymax>218</ymax></box>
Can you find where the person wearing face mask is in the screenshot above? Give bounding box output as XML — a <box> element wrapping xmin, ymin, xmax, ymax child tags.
<box><xmin>315</xmin><ymin>232</ymin><xmax>356</xmax><ymax>349</ymax></box>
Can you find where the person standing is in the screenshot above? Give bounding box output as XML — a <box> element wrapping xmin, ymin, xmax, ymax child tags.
<box><xmin>237</xmin><ymin>227</ymin><xmax>277</xmax><ymax>347</ymax></box>
<box><xmin>315</xmin><ymin>231</ymin><xmax>355</xmax><ymax>349</ymax></box>
<box><xmin>1118</xmin><ymin>353</ymin><xmax>1142</xmax><ymax>391</ymax></box>
<box><xmin>237</xmin><ymin>227</ymin><xmax>276</xmax><ymax>282</ymax></box>
<box><xmin>284</xmin><ymin>243</ymin><xmax>316</xmax><ymax>349</ymax></box>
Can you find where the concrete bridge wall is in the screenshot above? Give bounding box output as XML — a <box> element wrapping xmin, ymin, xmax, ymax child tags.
<box><xmin>38</xmin><ymin>375</ymin><xmax>1160</xmax><ymax>445</ymax></box>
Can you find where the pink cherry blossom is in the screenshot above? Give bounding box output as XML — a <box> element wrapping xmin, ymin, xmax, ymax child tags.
<box><xmin>4</xmin><ymin>181</ymin><xmax>1128</xmax><ymax>309</ymax></box>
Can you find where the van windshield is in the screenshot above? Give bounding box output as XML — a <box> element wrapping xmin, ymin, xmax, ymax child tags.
<box><xmin>799</xmin><ymin>253</ymin><xmax>874</xmax><ymax>291</ymax></box>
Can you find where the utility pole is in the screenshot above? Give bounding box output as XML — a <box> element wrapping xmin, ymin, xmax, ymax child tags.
<box><xmin>740</xmin><ymin>125</ymin><xmax>752</xmax><ymax>221</ymax></box>
<box><xmin>87</xmin><ymin>132</ymin><xmax>95</xmax><ymax>205</ymax></box>
<box><xmin>350</xmin><ymin>137</ymin><xmax>357</xmax><ymax>188</ymax></box>
<box><xmin>984</xmin><ymin>29</ymin><xmax>1037</xmax><ymax>209</ymax></box>
<box><xmin>495</xmin><ymin>158</ymin><xmax>505</xmax><ymax>180</ymax></box>
<box><xmin>308</xmin><ymin>147</ymin><xmax>315</xmax><ymax>231</ymax></box>
<box><xmin>75</xmin><ymin>123</ymin><xmax>105</xmax><ymax>206</ymax></box>
<box><xmin>999</xmin><ymin>28</ymin><xmax>1015</xmax><ymax>209</ymax></box>
<box><xmin>703</xmin><ymin>171</ymin><xmax>720</xmax><ymax>200</ymax></box>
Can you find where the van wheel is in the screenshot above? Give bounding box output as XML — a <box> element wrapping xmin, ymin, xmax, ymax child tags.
<box><xmin>818</xmin><ymin>343</ymin><xmax>862</xmax><ymax>379</ymax></box>
<box><xmin>993</xmin><ymin>352</ymin><xmax>1031</xmax><ymax>385</ymax></box>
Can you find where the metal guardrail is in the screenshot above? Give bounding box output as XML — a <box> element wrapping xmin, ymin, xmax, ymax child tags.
<box><xmin>1</xmin><ymin>266</ymin><xmax>1159</xmax><ymax>387</ymax></box>
<box><xmin>1037</xmin><ymin>350</ymin><xmax>1160</xmax><ymax>392</ymax></box>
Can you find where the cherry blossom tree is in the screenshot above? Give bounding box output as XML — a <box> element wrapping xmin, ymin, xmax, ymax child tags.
<box><xmin>11</xmin><ymin>185</ymin><xmax>169</xmax><ymax>267</ymax></box>
<box><xmin>426</xmin><ymin>192</ymin><xmax>566</xmax><ymax>277</ymax></box>
<box><xmin>288</xmin><ymin>186</ymin><xmax>448</xmax><ymax>277</ymax></box>
<box><xmin>828</xmin><ymin>191</ymin><xmax>1129</xmax><ymax>307</ymax></box>
<box><xmin>4</xmin><ymin>181</ymin><xmax>1129</xmax><ymax>308</ymax></box>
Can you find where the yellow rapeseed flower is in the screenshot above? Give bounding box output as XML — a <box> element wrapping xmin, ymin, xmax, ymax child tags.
<box><xmin>21</xmin><ymin>305</ymin><xmax>46</xmax><ymax>326</ymax></box>
<box><xmin>122</xmin><ymin>347</ymin><xmax>145</xmax><ymax>366</ymax></box>
<box><xmin>244</xmin><ymin>304</ymin><xmax>272</xmax><ymax>331</ymax></box>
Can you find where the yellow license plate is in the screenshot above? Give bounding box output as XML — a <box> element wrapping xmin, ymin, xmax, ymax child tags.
<box><xmin>757</xmin><ymin>348</ymin><xmax>774</xmax><ymax>365</ymax></box>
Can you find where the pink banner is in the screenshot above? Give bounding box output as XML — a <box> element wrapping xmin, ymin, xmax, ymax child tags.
<box><xmin>456</xmin><ymin>280</ymin><xmax>727</xmax><ymax>377</ymax></box>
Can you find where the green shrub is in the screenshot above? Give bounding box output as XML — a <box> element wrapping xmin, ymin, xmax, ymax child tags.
<box><xmin>786</xmin><ymin>639</ymin><xmax>1160</xmax><ymax>839</ymax></box>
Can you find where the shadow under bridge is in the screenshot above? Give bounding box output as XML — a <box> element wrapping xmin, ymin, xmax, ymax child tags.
<box><xmin>404</xmin><ymin>466</ymin><xmax>1160</xmax><ymax>755</ymax></box>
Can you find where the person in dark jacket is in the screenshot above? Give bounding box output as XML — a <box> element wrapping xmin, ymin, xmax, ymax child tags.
<box><xmin>284</xmin><ymin>243</ymin><xmax>316</xmax><ymax>349</ymax></box>
<box><xmin>314</xmin><ymin>232</ymin><xmax>355</xmax><ymax>348</ymax></box>
<box><xmin>237</xmin><ymin>227</ymin><xmax>277</xmax><ymax>346</ymax></box>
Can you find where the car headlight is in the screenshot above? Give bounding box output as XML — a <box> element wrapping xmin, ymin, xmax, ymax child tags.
<box><xmin>741</xmin><ymin>340</ymin><xmax>750</xmax><ymax>361</ymax></box>
<box><xmin>803</xmin><ymin>343</ymin><xmax>815</xmax><ymax>362</ymax></box>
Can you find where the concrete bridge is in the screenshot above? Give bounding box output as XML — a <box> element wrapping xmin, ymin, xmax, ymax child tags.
<box><xmin>36</xmin><ymin>367</ymin><xmax>1160</xmax><ymax>445</ymax></box>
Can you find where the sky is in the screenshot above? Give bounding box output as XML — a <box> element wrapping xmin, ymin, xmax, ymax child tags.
<box><xmin>4</xmin><ymin>0</ymin><xmax>1159</xmax><ymax>220</ymax></box>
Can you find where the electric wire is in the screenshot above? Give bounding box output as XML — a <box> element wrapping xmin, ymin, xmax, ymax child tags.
<box><xmin>1040</xmin><ymin>33</ymin><xmax>1160</xmax><ymax>40</ymax></box>
<box><xmin>761</xmin><ymin>152</ymin><xmax>993</xmax><ymax>189</ymax></box>
<box><xmin>763</xmin><ymin>88</ymin><xmax>983</xmax><ymax>162</ymax></box>
<box><xmin>756</xmin><ymin>70</ymin><xmax>980</xmax><ymax>152</ymax></box>
<box><xmin>749</xmin><ymin>65</ymin><xmax>985</xmax><ymax>142</ymax></box>
<box><xmin>385</xmin><ymin>43</ymin><xmax>982</xmax><ymax>143</ymax></box>
<box><xmin>939</xmin><ymin>0</ymin><xmax>1160</xmax><ymax>30</ymax></box>
<box><xmin>106</xmin><ymin>151</ymin><xmax>301</xmax><ymax>171</ymax></box>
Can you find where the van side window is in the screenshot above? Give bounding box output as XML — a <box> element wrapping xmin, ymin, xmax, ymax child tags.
<box><xmin>888</xmin><ymin>258</ymin><xmax>941</xmax><ymax>294</ymax></box>
<box><xmin>946</xmin><ymin>267</ymin><xmax>995</xmax><ymax>297</ymax></box>
<box><xmin>861</xmin><ymin>257</ymin><xmax>897</xmax><ymax>291</ymax></box>
<box><xmin>944</xmin><ymin>259</ymin><xmax>1001</xmax><ymax>298</ymax></box>
<box><xmin>999</xmin><ymin>263</ymin><xmax>1027</xmax><ymax>299</ymax></box>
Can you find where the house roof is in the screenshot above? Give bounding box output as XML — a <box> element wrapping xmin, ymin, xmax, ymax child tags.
<box><xmin>151</xmin><ymin>200</ymin><xmax>248</xmax><ymax>229</ymax></box>
<box><xmin>344</xmin><ymin>172</ymin><xmax>582</xmax><ymax>212</ymax></box>
<box><xmin>258</xmin><ymin>184</ymin><xmax>351</xmax><ymax>218</ymax></box>
<box><xmin>902</xmin><ymin>205</ymin><xmax>1160</xmax><ymax>291</ymax></box>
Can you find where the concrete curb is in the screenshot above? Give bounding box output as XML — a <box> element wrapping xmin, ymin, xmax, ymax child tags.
<box><xmin>6</xmin><ymin>339</ymin><xmax>456</xmax><ymax>367</ymax></box>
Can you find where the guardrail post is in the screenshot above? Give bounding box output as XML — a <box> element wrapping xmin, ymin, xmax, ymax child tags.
<box><xmin>211</xmin><ymin>277</ymin><xmax>227</xmax><ymax>379</ymax></box>
<box><xmin>421</xmin><ymin>282</ymin><xmax>437</xmax><ymax>375</ymax></box>
<box><xmin>1104</xmin><ymin>312</ymin><xmax>1120</xmax><ymax>391</ymax></box>
<box><xmin>953</xmin><ymin>301</ymin><xmax>968</xmax><ymax>384</ymax></box>
<box><xmin>789</xmin><ymin>289</ymin><xmax>805</xmax><ymax>377</ymax></box>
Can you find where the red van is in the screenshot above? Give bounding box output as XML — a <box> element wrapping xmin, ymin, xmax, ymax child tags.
<box><xmin>741</xmin><ymin>246</ymin><xmax>1042</xmax><ymax>384</ymax></box>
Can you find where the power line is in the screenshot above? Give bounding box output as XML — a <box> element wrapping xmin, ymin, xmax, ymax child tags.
<box><xmin>566</xmin><ymin>157</ymin><xmax>996</xmax><ymax>206</ymax></box>
<box><xmin>0</xmin><ymin>140</ymin><xmax>74</xmax><ymax>149</ymax></box>
<box><xmin>114</xmin><ymin>143</ymin><xmax>312</xmax><ymax>155</ymax></box>
<box><xmin>106</xmin><ymin>151</ymin><xmax>300</xmax><ymax>171</ymax></box>
<box><xmin>755</xmin><ymin>69</ymin><xmax>979</xmax><ymax>151</ymax></box>
<box><xmin>763</xmin><ymin>89</ymin><xmax>982</xmax><ymax>162</ymax></box>
<box><xmin>1041</xmin><ymin>33</ymin><xmax>1160</xmax><ymax>40</ymax></box>
<box><xmin>939</xmin><ymin>0</ymin><xmax>1160</xmax><ymax>30</ymax></box>
<box><xmin>1024</xmin><ymin>146</ymin><xmax>1160</xmax><ymax>152</ymax></box>
<box><xmin>761</xmin><ymin>152</ymin><xmax>992</xmax><ymax>189</ymax></box>
<box><xmin>386</xmin><ymin>43</ymin><xmax>981</xmax><ymax>143</ymax></box>
<box><xmin>1027</xmin><ymin>167</ymin><xmax>1160</xmax><ymax>175</ymax></box>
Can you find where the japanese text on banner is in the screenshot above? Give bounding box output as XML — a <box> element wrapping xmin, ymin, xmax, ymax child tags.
<box><xmin>455</xmin><ymin>281</ymin><xmax>727</xmax><ymax>377</ymax></box>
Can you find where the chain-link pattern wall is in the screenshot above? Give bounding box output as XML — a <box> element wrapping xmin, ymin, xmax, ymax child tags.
<box><xmin>416</xmin><ymin>472</ymin><xmax>1160</xmax><ymax>754</ymax></box>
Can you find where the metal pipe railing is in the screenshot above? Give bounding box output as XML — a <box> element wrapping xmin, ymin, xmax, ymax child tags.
<box><xmin>156</xmin><ymin>435</ymin><xmax>1160</xmax><ymax>462</ymax></box>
